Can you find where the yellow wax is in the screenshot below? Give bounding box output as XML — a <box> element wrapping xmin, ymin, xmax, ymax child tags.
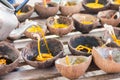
<box><xmin>16</xmin><ymin>10</ymin><xmax>25</xmax><ymax>15</ymax></box>
<box><xmin>86</xmin><ymin>3</ymin><xmax>104</xmax><ymax>8</ymax></box>
<box><xmin>111</xmin><ymin>34</ymin><xmax>120</xmax><ymax>46</ymax></box>
<box><xmin>27</xmin><ymin>26</ymin><xmax>43</xmax><ymax>33</ymax></box>
<box><xmin>52</xmin><ymin>19</ymin><xmax>68</xmax><ymax>28</ymax></box>
<box><xmin>36</xmin><ymin>36</ymin><xmax>44</xmax><ymax>61</ymax></box>
<box><xmin>80</xmin><ymin>21</ymin><xmax>93</xmax><ymax>25</ymax></box>
<box><xmin>43</xmin><ymin>0</ymin><xmax>47</xmax><ymax>7</ymax></box>
<box><xmin>114</xmin><ymin>0</ymin><xmax>120</xmax><ymax>5</ymax></box>
<box><xmin>76</xmin><ymin>45</ymin><xmax>92</xmax><ymax>53</ymax></box>
<box><xmin>95</xmin><ymin>0</ymin><xmax>99</xmax><ymax>4</ymax></box>
<box><xmin>28</xmin><ymin>25</ymin><xmax>53</xmax><ymax>61</ymax></box>
<box><xmin>0</xmin><ymin>59</ymin><xmax>6</xmax><ymax>65</ymax></box>
<box><xmin>65</xmin><ymin>55</ymin><xmax>70</xmax><ymax>65</ymax></box>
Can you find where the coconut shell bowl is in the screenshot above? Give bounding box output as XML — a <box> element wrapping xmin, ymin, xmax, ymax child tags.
<box><xmin>55</xmin><ymin>55</ymin><xmax>92</xmax><ymax>79</ymax></box>
<box><xmin>97</xmin><ymin>10</ymin><xmax>120</xmax><ymax>27</ymax></box>
<box><xmin>68</xmin><ymin>34</ymin><xmax>104</xmax><ymax>56</ymax></box>
<box><xmin>34</xmin><ymin>2</ymin><xmax>59</xmax><ymax>19</ymax></box>
<box><xmin>72</xmin><ymin>13</ymin><xmax>98</xmax><ymax>34</ymax></box>
<box><xmin>82</xmin><ymin>0</ymin><xmax>110</xmax><ymax>14</ymax></box>
<box><xmin>59</xmin><ymin>1</ymin><xmax>82</xmax><ymax>16</ymax></box>
<box><xmin>92</xmin><ymin>47</ymin><xmax>120</xmax><ymax>73</ymax></box>
<box><xmin>0</xmin><ymin>41</ymin><xmax>19</xmax><ymax>75</ymax></box>
<box><xmin>24</xmin><ymin>21</ymin><xmax>47</xmax><ymax>39</ymax></box>
<box><xmin>110</xmin><ymin>0</ymin><xmax>120</xmax><ymax>10</ymax></box>
<box><xmin>46</xmin><ymin>16</ymin><xmax>74</xmax><ymax>36</ymax></box>
<box><xmin>15</xmin><ymin>4</ymin><xmax>34</xmax><ymax>22</ymax></box>
<box><xmin>22</xmin><ymin>38</ymin><xmax>64</xmax><ymax>68</ymax></box>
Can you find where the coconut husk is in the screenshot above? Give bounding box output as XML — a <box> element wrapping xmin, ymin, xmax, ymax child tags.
<box><xmin>82</xmin><ymin>0</ymin><xmax>110</xmax><ymax>14</ymax></box>
<box><xmin>14</xmin><ymin>4</ymin><xmax>34</xmax><ymax>22</ymax></box>
<box><xmin>34</xmin><ymin>2</ymin><xmax>59</xmax><ymax>19</ymax></box>
<box><xmin>0</xmin><ymin>41</ymin><xmax>19</xmax><ymax>75</ymax></box>
<box><xmin>46</xmin><ymin>16</ymin><xmax>74</xmax><ymax>36</ymax></box>
<box><xmin>92</xmin><ymin>47</ymin><xmax>120</xmax><ymax>73</ymax></box>
<box><xmin>22</xmin><ymin>38</ymin><xmax>64</xmax><ymax>68</ymax></box>
<box><xmin>68</xmin><ymin>34</ymin><xmax>104</xmax><ymax>56</ymax></box>
<box><xmin>72</xmin><ymin>13</ymin><xmax>98</xmax><ymax>34</ymax></box>
<box><xmin>55</xmin><ymin>55</ymin><xmax>92</xmax><ymax>79</ymax></box>
<box><xmin>59</xmin><ymin>2</ymin><xmax>82</xmax><ymax>16</ymax></box>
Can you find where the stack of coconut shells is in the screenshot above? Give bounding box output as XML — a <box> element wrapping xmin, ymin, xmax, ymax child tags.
<box><xmin>2</xmin><ymin>0</ymin><xmax>120</xmax><ymax>79</ymax></box>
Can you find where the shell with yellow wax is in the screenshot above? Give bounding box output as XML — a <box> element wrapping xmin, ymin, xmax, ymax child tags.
<box><xmin>24</xmin><ymin>21</ymin><xmax>47</xmax><ymax>39</ymax></box>
<box><xmin>22</xmin><ymin>38</ymin><xmax>64</xmax><ymax>68</ymax></box>
<box><xmin>14</xmin><ymin>4</ymin><xmax>34</xmax><ymax>22</ymax></box>
<box><xmin>82</xmin><ymin>0</ymin><xmax>110</xmax><ymax>13</ymax></box>
<box><xmin>46</xmin><ymin>16</ymin><xmax>74</xmax><ymax>36</ymax></box>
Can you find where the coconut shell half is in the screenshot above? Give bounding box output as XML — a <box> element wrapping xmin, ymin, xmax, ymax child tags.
<box><xmin>14</xmin><ymin>4</ymin><xmax>34</xmax><ymax>22</ymax></box>
<box><xmin>34</xmin><ymin>2</ymin><xmax>59</xmax><ymax>19</ymax></box>
<box><xmin>22</xmin><ymin>38</ymin><xmax>64</xmax><ymax>68</ymax></box>
<box><xmin>68</xmin><ymin>34</ymin><xmax>104</xmax><ymax>56</ymax></box>
<box><xmin>46</xmin><ymin>16</ymin><xmax>74</xmax><ymax>36</ymax></box>
<box><xmin>55</xmin><ymin>55</ymin><xmax>92</xmax><ymax>79</ymax></box>
<box><xmin>72</xmin><ymin>13</ymin><xmax>98</xmax><ymax>34</ymax></box>
<box><xmin>92</xmin><ymin>47</ymin><xmax>120</xmax><ymax>73</ymax></box>
<box><xmin>0</xmin><ymin>41</ymin><xmax>19</xmax><ymax>75</ymax></box>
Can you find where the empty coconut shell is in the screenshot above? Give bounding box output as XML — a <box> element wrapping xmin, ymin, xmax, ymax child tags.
<box><xmin>22</xmin><ymin>38</ymin><xmax>64</xmax><ymax>68</ymax></box>
<box><xmin>34</xmin><ymin>2</ymin><xmax>59</xmax><ymax>19</ymax></box>
<box><xmin>15</xmin><ymin>4</ymin><xmax>34</xmax><ymax>22</ymax></box>
<box><xmin>55</xmin><ymin>55</ymin><xmax>92</xmax><ymax>79</ymax></box>
<box><xmin>46</xmin><ymin>16</ymin><xmax>74</xmax><ymax>36</ymax></box>
<box><xmin>68</xmin><ymin>34</ymin><xmax>104</xmax><ymax>56</ymax></box>
<box><xmin>0</xmin><ymin>41</ymin><xmax>19</xmax><ymax>75</ymax></box>
<box><xmin>82</xmin><ymin>0</ymin><xmax>110</xmax><ymax>14</ymax></box>
<box><xmin>72</xmin><ymin>13</ymin><xmax>98</xmax><ymax>34</ymax></box>
<box><xmin>92</xmin><ymin>47</ymin><xmax>120</xmax><ymax>73</ymax></box>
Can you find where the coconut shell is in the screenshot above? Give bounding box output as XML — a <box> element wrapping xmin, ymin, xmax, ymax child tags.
<box><xmin>82</xmin><ymin>0</ymin><xmax>110</xmax><ymax>14</ymax></box>
<box><xmin>59</xmin><ymin>2</ymin><xmax>82</xmax><ymax>16</ymax></box>
<box><xmin>68</xmin><ymin>34</ymin><xmax>104</xmax><ymax>56</ymax></box>
<box><xmin>0</xmin><ymin>41</ymin><xmax>19</xmax><ymax>75</ymax></box>
<box><xmin>92</xmin><ymin>47</ymin><xmax>120</xmax><ymax>73</ymax></box>
<box><xmin>55</xmin><ymin>55</ymin><xmax>92</xmax><ymax>79</ymax></box>
<box><xmin>14</xmin><ymin>4</ymin><xmax>34</xmax><ymax>22</ymax></box>
<box><xmin>34</xmin><ymin>2</ymin><xmax>59</xmax><ymax>19</ymax></box>
<box><xmin>22</xmin><ymin>38</ymin><xmax>64</xmax><ymax>68</ymax></box>
<box><xmin>97</xmin><ymin>10</ymin><xmax>120</xmax><ymax>27</ymax></box>
<box><xmin>72</xmin><ymin>13</ymin><xmax>98</xmax><ymax>34</ymax></box>
<box><xmin>46</xmin><ymin>16</ymin><xmax>74</xmax><ymax>36</ymax></box>
<box><xmin>24</xmin><ymin>21</ymin><xmax>47</xmax><ymax>39</ymax></box>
